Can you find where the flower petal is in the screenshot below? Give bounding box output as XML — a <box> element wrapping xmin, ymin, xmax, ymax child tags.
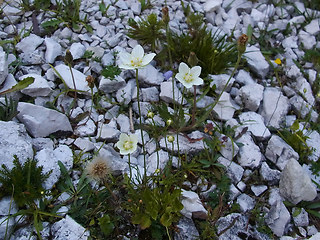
<box><xmin>190</xmin><ymin>66</ymin><xmax>201</xmax><ymax>77</ymax></box>
<box><xmin>178</xmin><ymin>62</ymin><xmax>190</xmax><ymax>75</ymax></box>
<box><xmin>132</xmin><ymin>45</ymin><xmax>144</xmax><ymax>59</ymax></box>
<box><xmin>175</xmin><ymin>72</ymin><xmax>185</xmax><ymax>83</ymax></box>
<box><xmin>119</xmin><ymin>52</ymin><xmax>132</xmax><ymax>65</ymax></box>
<box><xmin>192</xmin><ymin>77</ymin><xmax>204</xmax><ymax>86</ymax></box>
<box><xmin>141</xmin><ymin>53</ymin><xmax>156</xmax><ymax>66</ymax></box>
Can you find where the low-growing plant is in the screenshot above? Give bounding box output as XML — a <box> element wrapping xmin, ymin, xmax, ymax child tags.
<box><xmin>0</xmin><ymin>156</ymin><xmax>51</xmax><ymax>207</ymax></box>
<box><xmin>101</xmin><ymin>65</ymin><xmax>121</xmax><ymax>80</ymax></box>
<box><xmin>41</xmin><ymin>0</ymin><xmax>92</xmax><ymax>33</ymax></box>
<box><xmin>0</xmin><ymin>96</ymin><xmax>19</xmax><ymax>121</ymax></box>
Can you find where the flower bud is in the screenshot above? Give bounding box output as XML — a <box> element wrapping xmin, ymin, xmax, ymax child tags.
<box><xmin>166</xmin><ymin>119</ymin><xmax>172</xmax><ymax>126</ymax></box>
<box><xmin>64</xmin><ymin>50</ymin><xmax>73</xmax><ymax>65</ymax></box>
<box><xmin>188</xmin><ymin>52</ymin><xmax>199</xmax><ymax>67</ymax></box>
<box><xmin>237</xmin><ymin>34</ymin><xmax>249</xmax><ymax>54</ymax></box>
<box><xmin>147</xmin><ymin>111</ymin><xmax>154</xmax><ymax>118</ymax></box>
<box><xmin>167</xmin><ymin>135</ymin><xmax>175</xmax><ymax>143</ymax></box>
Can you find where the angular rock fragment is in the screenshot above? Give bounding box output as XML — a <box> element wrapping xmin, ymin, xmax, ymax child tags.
<box><xmin>17</xmin><ymin>102</ymin><xmax>73</xmax><ymax>138</ymax></box>
<box><xmin>279</xmin><ymin>159</ymin><xmax>317</xmax><ymax>204</ymax></box>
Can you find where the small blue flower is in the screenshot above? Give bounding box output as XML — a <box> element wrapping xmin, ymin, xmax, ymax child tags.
<box><xmin>163</xmin><ymin>70</ymin><xmax>173</xmax><ymax>80</ymax></box>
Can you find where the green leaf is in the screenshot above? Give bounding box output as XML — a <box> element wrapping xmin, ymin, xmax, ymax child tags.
<box><xmin>307</xmin><ymin>209</ymin><xmax>320</xmax><ymax>219</ymax></box>
<box><xmin>41</xmin><ymin>19</ymin><xmax>62</xmax><ymax>29</ymax></box>
<box><xmin>139</xmin><ymin>214</ymin><xmax>152</xmax><ymax>229</ymax></box>
<box><xmin>307</xmin><ymin>202</ymin><xmax>320</xmax><ymax>209</ymax></box>
<box><xmin>290</xmin><ymin>120</ymin><xmax>300</xmax><ymax>132</ymax></box>
<box><xmin>160</xmin><ymin>211</ymin><xmax>173</xmax><ymax>227</ymax></box>
<box><xmin>98</xmin><ymin>215</ymin><xmax>114</xmax><ymax>236</ymax></box>
<box><xmin>0</xmin><ymin>77</ymin><xmax>34</xmax><ymax>95</ymax></box>
<box><xmin>292</xmin><ymin>208</ymin><xmax>301</xmax><ymax>217</ymax></box>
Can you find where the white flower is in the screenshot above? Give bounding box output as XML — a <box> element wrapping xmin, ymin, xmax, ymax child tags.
<box><xmin>175</xmin><ymin>62</ymin><xmax>203</xmax><ymax>88</ymax></box>
<box><xmin>116</xmin><ymin>133</ymin><xmax>138</xmax><ymax>155</ymax></box>
<box><xmin>119</xmin><ymin>45</ymin><xmax>156</xmax><ymax>70</ymax></box>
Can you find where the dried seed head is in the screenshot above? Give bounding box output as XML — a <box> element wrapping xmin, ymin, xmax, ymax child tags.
<box><xmin>86</xmin><ymin>75</ymin><xmax>95</xmax><ymax>89</ymax></box>
<box><xmin>188</xmin><ymin>52</ymin><xmax>199</xmax><ymax>67</ymax></box>
<box><xmin>162</xmin><ymin>6</ymin><xmax>169</xmax><ymax>25</ymax></box>
<box><xmin>85</xmin><ymin>156</ymin><xmax>111</xmax><ymax>181</ymax></box>
<box><xmin>237</xmin><ymin>34</ymin><xmax>249</xmax><ymax>54</ymax></box>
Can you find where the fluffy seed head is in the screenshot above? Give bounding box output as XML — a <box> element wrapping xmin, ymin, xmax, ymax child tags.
<box><xmin>85</xmin><ymin>156</ymin><xmax>111</xmax><ymax>181</ymax></box>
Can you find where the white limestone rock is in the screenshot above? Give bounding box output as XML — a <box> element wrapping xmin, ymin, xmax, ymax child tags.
<box><xmin>244</xmin><ymin>45</ymin><xmax>269</xmax><ymax>78</ymax></box>
<box><xmin>239</xmin><ymin>112</ymin><xmax>271</xmax><ymax>140</ymax></box>
<box><xmin>174</xmin><ymin>217</ymin><xmax>200</xmax><ymax>240</ymax></box>
<box><xmin>73</xmin><ymin>138</ymin><xmax>95</xmax><ymax>152</ymax></box>
<box><xmin>99</xmin><ymin>75</ymin><xmax>126</xmax><ymax>93</ymax></box>
<box><xmin>236</xmin><ymin>194</ymin><xmax>255</xmax><ymax>212</ymax></box>
<box><xmin>237</xmin><ymin>133</ymin><xmax>262</xmax><ymax>169</ymax></box>
<box><xmin>260</xmin><ymin>162</ymin><xmax>281</xmax><ymax>185</ymax></box>
<box><xmin>45</xmin><ymin>37</ymin><xmax>62</xmax><ymax>64</ymax></box>
<box><xmin>204</xmin><ymin>0</ymin><xmax>222</xmax><ymax>12</ymax></box>
<box><xmin>16</xmin><ymin>34</ymin><xmax>43</xmax><ymax>53</ymax></box>
<box><xmin>54</xmin><ymin>64</ymin><xmax>95</xmax><ymax>94</ymax></box>
<box><xmin>181</xmin><ymin>190</ymin><xmax>208</xmax><ymax>219</ymax></box>
<box><xmin>304</xmin><ymin>19</ymin><xmax>320</xmax><ymax>35</ymax></box>
<box><xmin>97</xmin><ymin>123</ymin><xmax>120</xmax><ymax>141</ymax></box>
<box><xmin>0</xmin><ymin>121</ymin><xmax>33</xmax><ymax>170</ymax></box>
<box><xmin>138</xmin><ymin>64</ymin><xmax>164</xmax><ymax>85</ymax></box>
<box><xmin>160</xmin><ymin>81</ymin><xmax>187</xmax><ymax>105</ymax></box>
<box><xmin>16</xmin><ymin>102</ymin><xmax>73</xmax><ymax>138</ymax></box>
<box><xmin>306</xmin><ymin>130</ymin><xmax>320</xmax><ymax>162</ymax></box>
<box><xmin>20</xmin><ymin>74</ymin><xmax>52</xmax><ymax>97</ymax></box>
<box><xmin>219</xmin><ymin>134</ymin><xmax>239</xmax><ymax>160</ymax></box>
<box><xmin>0</xmin><ymin>197</ymin><xmax>18</xmax><ymax>216</ymax></box>
<box><xmin>69</xmin><ymin>42</ymin><xmax>86</xmax><ymax>60</ymax></box>
<box><xmin>265</xmin><ymin>201</ymin><xmax>290</xmax><ymax>237</ymax></box>
<box><xmin>146</xmin><ymin>150</ymin><xmax>170</xmax><ymax>174</ymax></box>
<box><xmin>235</xmin><ymin>69</ymin><xmax>255</xmax><ymax>85</ymax></box>
<box><xmin>209</xmin><ymin>74</ymin><xmax>235</xmax><ymax>93</ymax></box>
<box><xmin>36</xmin><ymin>145</ymin><xmax>73</xmax><ymax>190</ymax></box>
<box><xmin>116</xmin><ymin>78</ymin><xmax>135</xmax><ymax>105</ymax></box>
<box><xmin>279</xmin><ymin>159</ymin><xmax>317</xmax><ymax>204</ymax></box>
<box><xmin>261</xmin><ymin>87</ymin><xmax>289</xmax><ymax>129</ymax></box>
<box><xmin>292</xmin><ymin>208</ymin><xmax>309</xmax><ymax>227</ymax></box>
<box><xmin>51</xmin><ymin>215</ymin><xmax>89</xmax><ymax>240</ymax></box>
<box><xmin>251</xmin><ymin>185</ymin><xmax>268</xmax><ymax>196</ymax></box>
<box><xmin>213</xmin><ymin>92</ymin><xmax>239</xmax><ymax>121</ymax></box>
<box><xmin>298</xmin><ymin>30</ymin><xmax>316</xmax><ymax>49</ymax></box>
<box><xmin>238</xmin><ymin>83</ymin><xmax>264</xmax><ymax>111</ymax></box>
<box><xmin>265</xmin><ymin>135</ymin><xmax>299</xmax><ymax>171</ymax></box>
<box><xmin>290</xmin><ymin>95</ymin><xmax>318</xmax><ymax>121</ymax></box>
<box><xmin>0</xmin><ymin>47</ymin><xmax>8</xmax><ymax>85</ymax></box>
<box><xmin>159</xmin><ymin>132</ymin><xmax>205</xmax><ymax>154</ymax></box>
<box><xmin>217</xmin><ymin>156</ymin><xmax>244</xmax><ymax>184</ymax></box>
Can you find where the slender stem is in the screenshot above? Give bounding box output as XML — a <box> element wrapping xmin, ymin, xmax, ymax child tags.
<box><xmin>152</xmin><ymin>118</ymin><xmax>160</xmax><ymax>171</ymax></box>
<box><xmin>68</xmin><ymin>64</ymin><xmax>77</xmax><ymax>116</ymax></box>
<box><xmin>103</xmin><ymin>179</ymin><xmax>117</xmax><ymax>201</ymax></box>
<box><xmin>166</xmin><ymin>24</ymin><xmax>173</xmax><ymax>68</ymax></box>
<box><xmin>166</xmin><ymin>226</ymin><xmax>172</xmax><ymax>240</ymax></box>
<box><xmin>192</xmin><ymin>85</ymin><xmax>197</xmax><ymax>126</ymax></box>
<box><xmin>135</xmin><ymin>69</ymin><xmax>147</xmax><ymax>185</ymax></box>
<box><xmin>128</xmin><ymin>154</ymin><xmax>132</xmax><ymax>182</ymax></box>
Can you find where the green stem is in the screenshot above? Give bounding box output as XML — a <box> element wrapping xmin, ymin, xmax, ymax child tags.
<box><xmin>192</xmin><ymin>85</ymin><xmax>197</xmax><ymax>126</ymax></box>
<box><xmin>68</xmin><ymin>63</ymin><xmax>77</xmax><ymax>116</ymax></box>
<box><xmin>152</xmin><ymin>118</ymin><xmax>160</xmax><ymax>172</ymax></box>
<box><xmin>135</xmin><ymin>69</ymin><xmax>147</xmax><ymax>185</ymax></box>
<box><xmin>166</xmin><ymin>226</ymin><xmax>172</xmax><ymax>240</ymax></box>
<box><xmin>128</xmin><ymin>153</ymin><xmax>132</xmax><ymax>182</ymax></box>
<box><xmin>195</xmin><ymin>52</ymin><xmax>243</xmax><ymax>128</ymax></box>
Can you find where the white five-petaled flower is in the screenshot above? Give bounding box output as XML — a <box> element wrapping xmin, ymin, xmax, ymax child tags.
<box><xmin>175</xmin><ymin>62</ymin><xmax>203</xmax><ymax>89</ymax></box>
<box><xmin>119</xmin><ymin>44</ymin><xmax>156</xmax><ymax>70</ymax></box>
<box><xmin>116</xmin><ymin>133</ymin><xmax>138</xmax><ymax>155</ymax></box>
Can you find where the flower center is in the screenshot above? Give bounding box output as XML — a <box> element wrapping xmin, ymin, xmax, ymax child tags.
<box><xmin>130</xmin><ymin>57</ymin><xmax>143</xmax><ymax>67</ymax></box>
<box><xmin>183</xmin><ymin>73</ymin><xmax>193</xmax><ymax>83</ymax></box>
<box><xmin>123</xmin><ymin>140</ymin><xmax>133</xmax><ymax>150</ymax></box>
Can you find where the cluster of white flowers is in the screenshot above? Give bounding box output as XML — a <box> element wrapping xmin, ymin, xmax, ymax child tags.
<box><xmin>115</xmin><ymin>45</ymin><xmax>204</xmax><ymax>157</ymax></box>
